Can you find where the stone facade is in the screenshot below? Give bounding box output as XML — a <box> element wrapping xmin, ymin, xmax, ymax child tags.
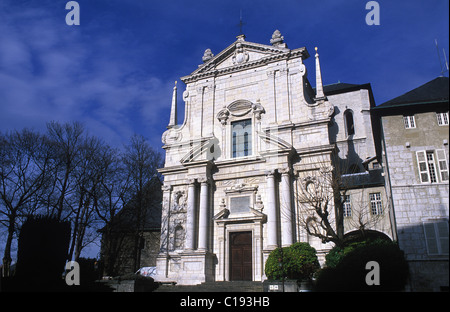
<box><xmin>155</xmin><ymin>32</ymin><xmax>393</xmax><ymax>285</ymax></box>
<box><xmin>373</xmin><ymin>79</ymin><xmax>449</xmax><ymax>291</ymax></box>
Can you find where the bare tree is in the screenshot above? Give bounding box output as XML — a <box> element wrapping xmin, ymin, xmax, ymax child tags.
<box><xmin>98</xmin><ymin>134</ymin><xmax>163</xmax><ymax>275</ymax></box>
<box><xmin>296</xmin><ymin>155</ymin><xmax>388</xmax><ymax>248</ymax></box>
<box><xmin>341</xmin><ymin>185</ymin><xmax>390</xmax><ymax>241</ymax></box>
<box><xmin>0</xmin><ymin>124</ymin><xmax>164</xmax><ymax>277</ymax></box>
<box><xmin>296</xmin><ymin>161</ymin><xmax>345</xmax><ymax>247</ymax></box>
<box><xmin>122</xmin><ymin>134</ymin><xmax>163</xmax><ymax>272</ymax></box>
<box><xmin>67</xmin><ymin>135</ymin><xmax>108</xmax><ymax>261</ymax></box>
<box><xmin>45</xmin><ymin>121</ymin><xmax>85</xmax><ymax>221</ymax></box>
<box><xmin>95</xmin><ymin>146</ymin><xmax>132</xmax><ymax>275</ymax></box>
<box><xmin>0</xmin><ymin>129</ymin><xmax>51</xmax><ymax>276</ymax></box>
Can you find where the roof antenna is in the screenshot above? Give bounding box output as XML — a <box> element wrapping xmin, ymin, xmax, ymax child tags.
<box><xmin>435</xmin><ymin>39</ymin><xmax>449</xmax><ymax>77</ymax></box>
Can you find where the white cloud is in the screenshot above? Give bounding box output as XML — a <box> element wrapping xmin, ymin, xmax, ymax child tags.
<box><xmin>0</xmin><ymin>1</ymin><xmax>171</xmax><ymax>149</ymax></box>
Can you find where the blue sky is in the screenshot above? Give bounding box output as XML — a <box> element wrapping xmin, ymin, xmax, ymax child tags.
<box><xmin>1</xmin><ymin>0</ymin><xmax>448</xmax><ymax>152</ymax></box>
<box><xmin>0</xmin><ymin>0</ymin><xmax>448</xmax><ymax>260</ymax></box>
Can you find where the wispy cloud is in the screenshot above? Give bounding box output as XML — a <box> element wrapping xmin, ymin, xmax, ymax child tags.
<box><xmin>0</xmin><ymin>0</ymin><xmax>171</xmax><ymax>148</ymax></box>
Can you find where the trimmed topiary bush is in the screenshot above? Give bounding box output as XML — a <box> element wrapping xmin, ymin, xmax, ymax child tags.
<box><xmin>316</xmin><ymin>239</ymin><xmax>409</xmax><ymax>291</ymax></box>
<box><xmin>265</xmin><ymin>242</ymin><xmax>320</xmax><ymax>281</ymax></box>
<box><xmin>325</xmin><ymin>240</ymin><xmax>367</xmax><ymax>268</ymax></box>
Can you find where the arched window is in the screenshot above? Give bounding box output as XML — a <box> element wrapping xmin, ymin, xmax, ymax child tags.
<box><xmin>231</xmin><ymin>119</ymin><xmax>252</xmax><ymax>158</ymax></box>
<box><xmin>344</xmin><ymin>110</ymin><xmax>355</xmax><ymax>137</ymax></box>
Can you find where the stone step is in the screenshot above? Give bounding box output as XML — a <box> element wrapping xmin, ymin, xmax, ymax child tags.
<box><xmin>154</xmin><ymin>281</ymin><xmax>264</xmax><ymax>292</ymax></box>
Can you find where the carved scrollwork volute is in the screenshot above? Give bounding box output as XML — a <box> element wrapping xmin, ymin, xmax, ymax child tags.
<box><xmin>216</xmin><ymin>107</ymin><xmax>230</xmax><ymax>126</ymax></box>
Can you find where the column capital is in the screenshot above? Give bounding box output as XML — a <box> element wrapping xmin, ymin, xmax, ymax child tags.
<box><xmin>279</xmin><ymin>167</ymin><xmax>292</xmax><ymax>176</ymax></box>
<box><xmin>162</xmin><ymin>184</ymin><xmax>172</xmax><ymax>192</ymax></box>
<box><xmin>265</xmin><ymin>169</ymin><xmax>277</xmax><ymax>177</ymax></box>
<box><xmin>198</xmin><ymin>176</ymin><xmax>211</xmax><ymax>185</ymax></box>
<box><xmin>187</xmin><ymin>178</ymin><xmax>197</xmax><ymax>185</ymax></box>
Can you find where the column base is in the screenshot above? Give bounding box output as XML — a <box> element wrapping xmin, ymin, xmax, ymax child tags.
<box><xmin>155</xmin><ymin>251</ymin><xmax>216</xmax><ymax>286</ymax></box>
<box><xmin>177</xmin><ymin>250</ymin><xmax>216</xmax><ymax>285</ymax></box>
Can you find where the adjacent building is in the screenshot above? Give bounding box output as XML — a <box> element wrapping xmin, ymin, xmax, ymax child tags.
<box><xmin>99</xmin><ymin>177</ymin><xmax>162</xmax><ymax>277</ymax></box>
<box><xmin>98</xmin><ymin>30</ymin><xmax>448</xmax><ymax>291</ymax></box>
<box><xmin>372</xmin><ymin>76</ymin><xmax>449</xmax><ymax>291</ymax></box>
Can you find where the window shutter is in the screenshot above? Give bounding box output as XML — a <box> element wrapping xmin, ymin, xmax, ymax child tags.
<box><xmin>403</xmin><ymin>116</ymin><xmax>409</xmax><ymax>128</ymax></box>
<box><xmin>423</xmin><ymin>223</ymin><xmax>439</xmax><ymax>255</ymax></box>
<box><xmin>437</xmin><ymin>113</ymin><xmax>443</xmax><ymax>125</ymax></box>
<box><xmin>436</xmin><ymin>149</ymin><xmax>449</xmax><ymax>182</ymax></box>
<box><xmin>416</xmin><ymin>151</ymin><xmax>429</xmax><ymax>183</ymax></box>
<box><xmin>436</xmin><ymin>222</ymin><xmax>449</xmax><ymax>254</ymax></box>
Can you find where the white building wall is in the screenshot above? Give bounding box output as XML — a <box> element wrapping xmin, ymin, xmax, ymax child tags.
<box><xmin>156</xmin><ymin>33</ymin><xmax>391</xmax><ymax>285</ymax></box>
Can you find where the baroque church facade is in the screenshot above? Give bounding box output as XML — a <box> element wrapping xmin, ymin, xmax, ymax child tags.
<box><xmin>155</xmin><ymin>31</ymin><xmax>393</xmax><ymax>285</ymax></box>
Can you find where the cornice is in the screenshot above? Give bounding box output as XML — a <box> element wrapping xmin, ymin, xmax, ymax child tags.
<box><xmin>181</xmin><ymin>44</ymin><xmax>307</xmax><ymax>84</ymax></box>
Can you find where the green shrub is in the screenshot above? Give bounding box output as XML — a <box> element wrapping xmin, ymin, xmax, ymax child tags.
<box><xmin>265</xmin><ymin>242</ymin><xmax>320</xmax><ymax>281</ymax></box>
<box><xmin>316</xmin><ymin>239</ymin><xmax>409</xmax><ymax>291</ymax></box>
<box><xmin>325</xmin><ymin>240</ymin><xmax>367</xmax><ymax>268</ymax></box>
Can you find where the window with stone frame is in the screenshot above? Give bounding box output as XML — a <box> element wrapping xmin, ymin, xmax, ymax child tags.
<box><xmin>369</xmin><ymin>192</ymin><xmax>383</xmax><ymax>215</ymax></box>
<box><xmin>416</xmin><ymin>150</ymin><xmax>448</xmax><ymax>183</ymax></box>
<box><xmin>231</xmin><ymin>119</ymin><xmax>252</xmax><ymax>158</ymax></box>
<box><xmin>436</xmin><ymin>112</ymin><xmax>449</xmax><ymax>126</ymax></box>
<box><xmin>342</xmin><ymin>195</ymin><xmax>352</xmax><ymax>217</ymax></box>
<box><xmin>403</xmin><ymin>115</ymin><xmax>416</xmax><ymax>129</ymax></box>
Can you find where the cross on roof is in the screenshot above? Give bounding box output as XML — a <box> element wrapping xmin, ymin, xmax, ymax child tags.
<box><xmin>237</xmin><ymin>9</ymin><xmax>246</xmax><ymax>35</ymax></box>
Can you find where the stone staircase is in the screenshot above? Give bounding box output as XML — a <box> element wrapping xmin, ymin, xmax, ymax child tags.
<box><xmin>154</xmin><ymin>281</ymin><xmax>264</xmax><ymax>292</ymax></box>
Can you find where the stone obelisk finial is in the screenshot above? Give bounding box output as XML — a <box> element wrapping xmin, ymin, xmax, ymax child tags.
<box><xmin>167</xmin><ymin>81</ymin><xmax>177</xmax><ymax>129</ymax></box>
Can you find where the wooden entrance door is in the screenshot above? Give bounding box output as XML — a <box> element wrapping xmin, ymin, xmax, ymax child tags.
<box><xmin>230</xmin><ymin>232</ymin><xmax>252</xmax><ymax>281</ymax></box>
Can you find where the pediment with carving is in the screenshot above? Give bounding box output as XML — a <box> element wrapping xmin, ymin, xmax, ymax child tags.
<box><xmin>216</xmin><ymin>100</ymin><xmax>265</xmax><ymax>125</ymax></box>
<box><xmin>181</xmin><ymin>38</ymin><xmax>307</xmax><ymax>83</ymax></box>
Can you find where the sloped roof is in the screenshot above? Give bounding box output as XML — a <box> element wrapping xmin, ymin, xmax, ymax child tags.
<box><xmin>313</xmin><ymin>82</ymin><xmax>367</xmax><ymax>95</ymax></box>
<box><xmin>341</xmin><ymin>169</ymin><xmax>385</xmax><ymax>189</ymax></box>
<box><xmin>377</xmin><ymin>76</ymin><xmax>449</xmax><ymax>108</ymax></box>
<box><xmin>99</xmin><ymin>176</ymin><xmax>162</xmax><ymax>233</ymax></box>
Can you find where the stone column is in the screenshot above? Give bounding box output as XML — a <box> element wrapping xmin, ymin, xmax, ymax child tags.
<box><xmin>265</xmin><ymin>170</ymin><xmax>278</xmax><ymax>248</ymax></box>
<box><xmin>197</xmin><ymin>177</ymin><xmax>210</xmax><ymax>251</ymax></box>
<box><xmin>280</xmin><ymin>167</ymin><xmax>293</xmax><ymax>247</ymax></box>
<box><xmin>185</xmin><ymin>179</ymin><xmax>197</xmax><ymax>251</ymax></box>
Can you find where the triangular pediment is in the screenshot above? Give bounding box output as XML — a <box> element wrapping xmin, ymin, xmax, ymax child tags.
<box><xmin>182</xmin><ymin>38</ymin><xmax>308</xmax><ymax>82</ymax></box>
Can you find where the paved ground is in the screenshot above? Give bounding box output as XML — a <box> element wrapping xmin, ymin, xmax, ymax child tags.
<box><xmin>154</xmin><ymin>281</ymin><xmax>264</xmax><ymax>292</ymax></box>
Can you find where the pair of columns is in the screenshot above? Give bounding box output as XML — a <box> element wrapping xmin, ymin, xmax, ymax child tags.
<box><xmin>266</xmin><ymin>168</ymin><xmax>294</xmax><ymax>248</ymax></box>
<box><xmin>183</xmin><ymin>169</ymin><xmax>293</xmax><ymax>251</ymax></box>
<box><xmin>185</xmin><ymin>177</ymin><xmax>210</xmax><ymax>251</ymax></box>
